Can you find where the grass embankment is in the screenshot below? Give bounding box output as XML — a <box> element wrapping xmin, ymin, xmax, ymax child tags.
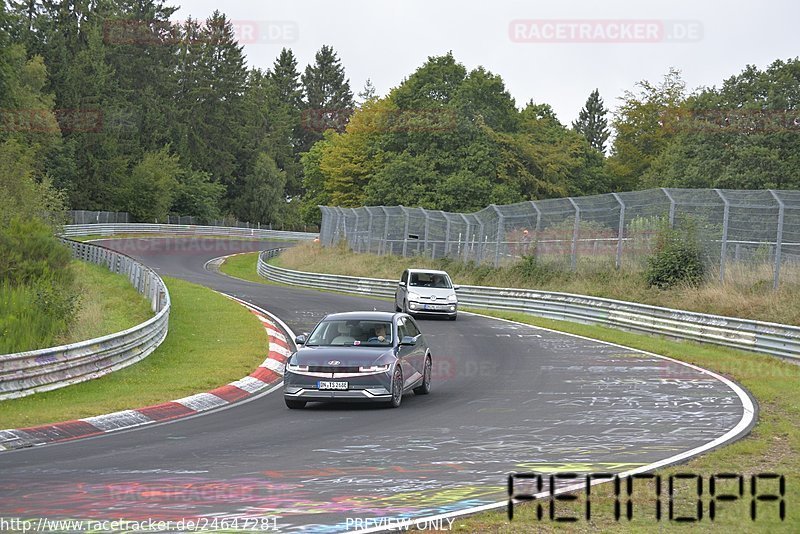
<box><xmin>58</xmin><ymin>260</ymin><xmax>154</xmax><ymax>344</ymax></box>
<box><xmin>218</xmin><ymin>252</ymin><xmax>270</xmax><ymax>284</ymax></box>
<box><xmin>223</xmin><ymin>243</ymin><xmax>797</xmax><ymax>532</ymax></box>
<box><xmin>0</xmin><ymin>276</ymin><xmax>267</xmax><ymax>428</ymax></box>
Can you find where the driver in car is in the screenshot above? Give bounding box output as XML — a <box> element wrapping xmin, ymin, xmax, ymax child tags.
<box><xmin>368</xmin><ymin>324</ymin><xmax>389</xmax><ymax>343</ymax></box>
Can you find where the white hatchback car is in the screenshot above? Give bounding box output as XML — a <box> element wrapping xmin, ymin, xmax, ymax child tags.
<box><xmin>394</xmin><ymin>269</ymin><xmax>459</xmax><ymax>320</ymax></box>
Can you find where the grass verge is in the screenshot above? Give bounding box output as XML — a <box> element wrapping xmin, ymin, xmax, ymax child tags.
<box><xmin>58</xmin><ymin>260</ymin><xmax>154</xmax><ymax>345</ymax></box>
<box><xmin>223</xmin><ymin>247</ymin><xmax>797</xmax><ymax>531</ymax></box>
<box><xmin>0</xmin><ymin>276</ymin><xmax>267</xmax><ymax>428</ymax></box>
<box><xmin>219</xmin><ymin>252</ymin><xmax>269</xmax><ymax>284</ymax></box>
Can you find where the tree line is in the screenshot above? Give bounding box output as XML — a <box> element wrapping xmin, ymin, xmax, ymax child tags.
<box><xmin>1</xmin><ymin>1</ymin><xmax>798</xmax><ymax>232</ymax></box>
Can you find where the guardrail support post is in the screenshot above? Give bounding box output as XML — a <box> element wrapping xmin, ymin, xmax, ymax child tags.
<box><xmin>715</xmin><ymin>189</ymin><xmax>730</xmax><ymax>283</ymax></box>
<box><xmin>769</xmin><ymin>189</ymin><xmax>785</xmax><ymax>290</ymax></box>
<box><xmin>567</xmin><ymin>197</ymin><xmax>580</xmax><ymax>271</ymax></box>
<box><xmin>612</xmin><ymin>193</ymin><xmax>625</xmax><ymax>270</ymax></box>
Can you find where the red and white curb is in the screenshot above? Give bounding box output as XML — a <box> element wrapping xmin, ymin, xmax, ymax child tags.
<box><xmin>0</xmin><ymin>296</ymin><xmax>292</xmax><ymax>452</ymax></box>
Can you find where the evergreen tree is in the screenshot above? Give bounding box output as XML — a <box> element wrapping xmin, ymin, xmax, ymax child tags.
<box><xmin>266</xmin><ymin>49</ymin><xmax>304</xmax><ymax>195</ymax></box>
<box><xmin>270</xmin><ymin>48</ymin><xmax>303</xmax><ymax>109</ymax></box>
<box><xmin>300</xmin><ymin>45</ymin><xmax>354</xmax><ymax>150</ymax></box>
<box><xmin>572</xmin><ymin>89</ymin><xmax>610</xmax><ymax>153</ymax></box>
<box><xmin>175</xmin><ymin>11</ymin><xmax>248</xmax><ymax>205</ymax></box>
<box><xmin>357</xmin><ymin>78</ymin><xmax>376</xmax><ymax>104</ymax></box>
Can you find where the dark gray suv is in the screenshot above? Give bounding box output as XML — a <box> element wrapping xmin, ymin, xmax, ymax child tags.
<box><xmin>283</xmin><ymin>311</ymin><xmax>432</xmax><ymax>409</ymax></box>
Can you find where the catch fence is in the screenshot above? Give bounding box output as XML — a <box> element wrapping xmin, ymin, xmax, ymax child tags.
<box><xmin>319</xmin><ymin>188</ymin><xmax>800</xmax><ymax>288</ymax></box>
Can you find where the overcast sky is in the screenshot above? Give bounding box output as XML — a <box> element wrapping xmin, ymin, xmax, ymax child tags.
<box><xmin>175</xmin><ymin>0</ymin><xmax>799</xmax><ymax>124</ymax></box>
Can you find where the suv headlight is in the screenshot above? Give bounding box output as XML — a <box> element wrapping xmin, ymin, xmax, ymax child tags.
<box><xmin>359</xmin><ymin>364</ymin><xmax>391</xmax><ymax>373</ymax></box>
<box><xmin>447</xmin><ymin>294</ymin><xmax>457</xmax><ymax>302</ymax></box>
<box><xmin>286</xmin><ymin>363</ymin><xmax>308</xmax><ymax>372</ymax></box>
<box><xmin>407</xmin><ymin>292</ymin><xmax>422</xmax><ymax>300</ymax></box>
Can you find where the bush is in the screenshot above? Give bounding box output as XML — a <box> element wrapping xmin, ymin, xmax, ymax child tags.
<box><xmin>510</xmin><ymin>253</ymin><xmax>559</xmax><ymax>285</ymax></box>
<box><xmin>0</xmin><ymin>277</ymin><xmax>77</xmax><ymax>353</ymax></box>
<box><xmin>0</xmin><ymin>218</ymin><xmax>73</xmax><ymax>286</ymax></box>
<box><xmin>645</xmin><ymin>218</ymin><xmax>705</xmax><ymax>289</ymax></box>
<box><xmin>0</xmin><ymin>218</ymin><xmax>78</xmax><ymax>353</ymax></box>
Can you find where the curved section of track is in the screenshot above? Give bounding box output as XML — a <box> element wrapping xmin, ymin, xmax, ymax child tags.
<box><xmin>0</xmin><ymin>238</ymin><xmax>755</xmax><ymax>532</ymax></box>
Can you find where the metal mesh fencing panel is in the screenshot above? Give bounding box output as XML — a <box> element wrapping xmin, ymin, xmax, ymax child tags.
<box><xmin>68</xmin><ymin>211</ymin><xmax>130</xmax><ymax>224</ymax></box>
<box><xmin>320</xmin><ymin>188</ymin><xmax>800</xmax><ymax>287</ymax></box>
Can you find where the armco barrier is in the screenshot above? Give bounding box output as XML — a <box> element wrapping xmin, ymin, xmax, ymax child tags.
<box><xmin>62</xmin><ymin>223</ymin><xmax>318</xmax><ymax>241</ymax></box>
<box><xmin>0</xmin><ymin>240</ymin><xmax>170</xmax><ymax>400</ymax></box>
<box><xmin>257</xmin><ymin>249</ymin><xmax>800</xmax><ymax>360</ymax></box>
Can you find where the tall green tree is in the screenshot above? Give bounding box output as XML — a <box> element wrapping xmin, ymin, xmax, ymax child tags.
<box><xmin>236</xmin><ymin>152</ymin><xmax>287</xmax><ymax>225</ymax></box>
<box><xmin>267</xmin><ymin>49</ymin><xmax>304</xmax><ymax>196</ymax></box>
<box><xmin>175</xmin><ymin>11</ymin><xmax>248</xmax><ymax>202</ymax></box>
<box><xmin>608</xmin><ymin>69</ymin><xmax>686</xmax><ymax>190</ymax></box>
<box><xmin>572</xmin><ymin>88</ymin><xmax>610</xmax><ymax>153</ymax></box>
<box><xmin>300</xmin><ymin>45</ymin><xmax>354</xmax><ymax>150</ymax></box>
<box><xmin>122</xmin><ymin>147</ymin><xmax>180</xmax><ymax>222</ymax></box>
<box><xmin>646</xmin><ymin>59</ymin><xmax>800</xmax><ymax>189</ymax></box>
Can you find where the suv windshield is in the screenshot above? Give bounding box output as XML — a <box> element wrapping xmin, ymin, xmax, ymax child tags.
<box><xmin>306</xmin><ymin>320</ymin><xmax>393</xmax><ymax>346</ymax></box>
<box><xmin>409</xmin><ymin>272</ymin><xmax>452</xmax><ymax>289</ymax></box>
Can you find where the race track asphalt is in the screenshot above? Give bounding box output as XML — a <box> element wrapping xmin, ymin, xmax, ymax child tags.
<box><xmin>0</xmin><ymin>238</ymin><xmax>754</xmax><ymax>532</ymax></box>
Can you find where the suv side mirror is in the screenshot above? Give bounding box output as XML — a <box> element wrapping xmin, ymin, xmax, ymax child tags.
<box><xmin>398</xmin><ymin>281</ymin><xmax>406</xmax><ymax>287</ymax></box>
<box><xmin>453</xmin><ymin>285</ymin><xmax>460</xmax><ymax>290</ymax></box>
<box><xmin>294</xmin><ymin>334</ymin><xmax>307</xmax><ymax>346</ymax></box>
<box><xmin>400</xmin><ymin>335</ymin><xmax>417</xmax><ymax>346</ymax></box>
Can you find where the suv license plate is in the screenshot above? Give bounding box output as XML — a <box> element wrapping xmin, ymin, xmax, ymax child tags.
<box><xmin>318</xmin><ymin>381</ymin><xmax>348</xmax><ymax>390</ymax></box>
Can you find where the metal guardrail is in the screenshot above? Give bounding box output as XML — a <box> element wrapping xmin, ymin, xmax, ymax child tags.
<box><xmin>62</xmin><ymin>223</ymin><xmax>318</xmax><ymax>241</ymax></box>
<box><xmin>0</xmin><ymin>240</ymin><xmax>170</xmax><ymax>400</ymax></box>
<box><xmin>257</xmin><ymin>249</ymin><xmax>800</xmax><ymax>360</ymax></box>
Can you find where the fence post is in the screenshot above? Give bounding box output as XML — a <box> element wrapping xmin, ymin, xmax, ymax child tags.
<box><xmin>380</xmin><ymin>206</ymin><xmax>390</xmax><ymax>255</ymax></box>
<box><xmin>567</xmin><ymin>197</ymin><xmax>580</xmax><ymax>271</ymax></box>
<box><xmin>352</xmin><ymin>208</ymin><xmax>360</xmax><ymax>249</ymax></box>
<box><xmin>769</xmin><ymin>190</ymin><xmax>785</xmax><ymax>290</ymax></box>
<box><xmin>337</xmin><ymin>207</ymin><xmax>346</xmax><ymax>244</ymax></box>
<box><xmin>714</xmin><ymin>189</ymin><xmax>730</xmax><ymax>283</ymax></box>
<box><xmin>366</xmin><ymin>208</ymin><xmax>374</xmax><ymax>253</ymax></box>
<box><xmin>401</xmin><ymin>206</ymin><xmax>410</xmax><ymax>257</ymax></box>
<box><xmin>421</xmin><ymin>207</ymin><xmax>430</xmax><ymax>254</ymax></box>
<box><xmin>460</xmin><ymin>214</ymin><xmax>471</xmax><ymax>261</ymax></box>
<box><xmin>443</xmin><ymin>211</ymin><xmax>451</xmax><ymax>255</ymax></box>
<box><xmin>529</xmin><ymin>200</ymin><xmax>542</xmax><ymax>232</ymax></box>
<box><xmin>476</xmin><ymin>220</ymin><xmax>485</xmax><ymax>263</ymax></box>
<box><xmin>490</xmin><ymin>205</ymin><xmax>504</xmax><ymax>267</ymax></box>
<box><xmin>661</xmin><ymin>188</ymin><xmax>676</xmax><ymax>228</ymax></box>
<box><xmin>612</xmin><ymin>193</ymin><xmax>625</xmax><ymax>270</ymax></box>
